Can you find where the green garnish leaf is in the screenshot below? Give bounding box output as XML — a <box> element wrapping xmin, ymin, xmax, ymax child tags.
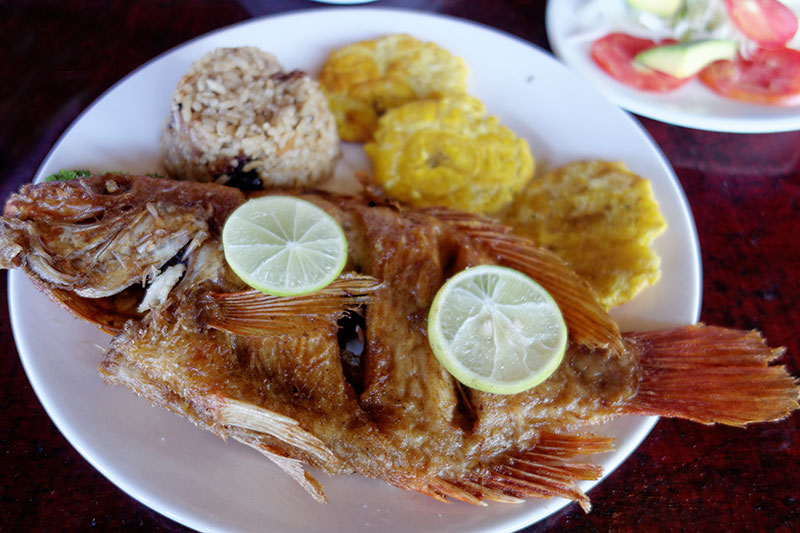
<box><xmin>44</xmin><ymin>169</ymin><xmax>91</xmax><ymax>182</ymax></box>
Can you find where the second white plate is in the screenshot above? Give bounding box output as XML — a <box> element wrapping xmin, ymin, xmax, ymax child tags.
<box><xmin>546</xmin><ymin>0</ymin><xmax>800</xmax><ymax>133</ymax></box>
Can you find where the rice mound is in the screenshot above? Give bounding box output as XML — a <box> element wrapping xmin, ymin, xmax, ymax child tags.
<box><xmin>161</xmin><ymin>47</ymin><xmax>340</xmax><ymax>189</ymax></box>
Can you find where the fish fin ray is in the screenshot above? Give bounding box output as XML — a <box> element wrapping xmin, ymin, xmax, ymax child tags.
<box><xmin>438</xmin><ymin>431</ymin><xmax>613</xmax><ymax>510</ymax></box>
<box><xmin>624</xmin><ymin>324</ymin><xmax>800</xmax><ymax>426</ymax></box>
<box><xmin>214</xmin><ymin>396</ymin><xmax>340</xmax><ymax>468</ymax></box>
<box><xmin>103</xmin><ymin>341</ymin><xmax>335</xmax><ymax>502</ymax></box>
<box><xmin>235</xmin><ymin>439</ymin><xmax>328</xmax><ymax>503</ymax></box>
<box><xmin>455</xmin><ymin>479</ymin><xmax>525</xmax><ymax>504</ymax></box>
<box><xmin>204</xmin><ymin>274</ymin><xmax>382</xmax><ymax>336</ymax></box>
<box><xmin>428</xmin><ymin>209</ymin><xmax>623</xmax><ymax>353</ymax></box>
<box><xmin>424</xmin><ymin>478</ymin><xmax>486</xmax><ymax>506</ymax></box>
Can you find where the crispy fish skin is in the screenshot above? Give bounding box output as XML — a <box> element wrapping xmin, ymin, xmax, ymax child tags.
<box><xmin>1</xmin><ymin>175</ymin><xmax>798</xmax><ymax>508</ymax></box>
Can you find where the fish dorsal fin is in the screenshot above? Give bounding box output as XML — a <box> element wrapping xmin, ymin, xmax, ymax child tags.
<box><xmin>427</xmin><ymin>208</ymin><xmax>623</xmax><ymax>353</ymax></box>
<box><xmin>202</xmin><ymin>273</ymin><xmax>383</xmax><ymax>336</ymax></box>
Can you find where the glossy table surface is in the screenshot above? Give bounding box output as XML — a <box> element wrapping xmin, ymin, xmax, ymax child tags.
<box><xmin>1</xmin><ymin>1</ymin><xmax>798</xmax><ymax>531</ymax></box>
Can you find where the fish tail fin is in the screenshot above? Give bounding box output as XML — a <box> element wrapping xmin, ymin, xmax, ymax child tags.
<box><xmin>203</xmin><ymin>273</ymin><xmax>382</xmax><ymax>336</ymax></box>
<box><xmin>433</xmin><ymin>431</ymin><xmax>614</xmax><ymax>511</ymax></box>
<box><xmin>624</xmin><ymin>324</ymin><xmax>800</xmax><ymax>426</ymax></box>
<box><xmin>428</xmin><ymin>209</ymin><xmax>623</xmax><ymax>353</ymax></box>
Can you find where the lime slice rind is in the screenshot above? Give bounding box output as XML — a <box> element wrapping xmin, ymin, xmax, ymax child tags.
<box><xmin>222</xmin><ymin>196</ymin><xmax>348</xmax><ymax>296</ymax></box>
<box><xmin>428</xmin><ymin>265</ymin><xmax>567</xmax><ymax>395</ymax></box>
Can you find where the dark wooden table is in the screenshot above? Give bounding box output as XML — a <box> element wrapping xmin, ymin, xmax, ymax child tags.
<box><xmin>2</xmin><ymin>1</ymin><xmax>798</xmax><ymax>531</ymax></box>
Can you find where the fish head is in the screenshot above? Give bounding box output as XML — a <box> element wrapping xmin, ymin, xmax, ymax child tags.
<box><xmin>2</xmin><ymin>173</ymin><xmax>246</xmax><ymax>328</ymax></box>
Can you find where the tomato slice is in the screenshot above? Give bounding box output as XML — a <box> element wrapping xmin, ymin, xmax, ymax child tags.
<box><xmin>699</xmin><ymin>47</ymin><xmax>800</xmax><ymax>105</ymax></box>
<box><xmin>724</xmin><ymin>0</ymin><xmax>798</xmax><ymax>48</ymax></box>
<box><xmin>591</xmin><ymin>33</ymin><xmax>691</xmax><ymax>92</ymax></box>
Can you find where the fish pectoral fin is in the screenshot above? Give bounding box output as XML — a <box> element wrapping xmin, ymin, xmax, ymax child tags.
<box><xmin>436</xmin><ymin>431</ymin><xmax>613</xmax><ymax>511</ymax></box>
<box><xmin>428</xmin><ymin>208</ymin><xmax>623</xmax><ymax>353</ymax></box>
<box><xmin>202</xmin><ymin>274</ymin><xmax>383</xmax><ymax>336</ymax></box>
<box><xmin>623</xmin><ymin>324</ymin><xmax>800</xmax><ymax>426</ymax></box>
<box><xmin>214</xmin><ymin>396</ymin><xmax>339</xmax><ymax>469</ymax></box>
<box><xmin>233</xmin><ymin>438</ymin><xmax>328</xmax><ymax>503</ymax></box>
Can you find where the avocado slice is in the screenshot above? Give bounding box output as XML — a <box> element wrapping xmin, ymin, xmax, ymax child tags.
<box><xmin>626</xmin><ymin>0</ymin><xmax>683</xmax><ymax>18</ymax></box>
<box><xmin>635</xmin><ymin>40</ymin><xmax>737</xmax><ymax>79</ymax></box>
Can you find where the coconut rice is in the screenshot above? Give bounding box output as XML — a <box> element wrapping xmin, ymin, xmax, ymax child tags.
<box><xmin>161</xmin><ymin>46</ymin><xmax>340</xmax><ymax>189</ymax></box>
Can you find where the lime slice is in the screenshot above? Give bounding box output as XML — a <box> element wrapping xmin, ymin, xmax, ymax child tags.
<box><xmin>222</xmin><ymin>196</ymin><xmax>347</xmax><ymax>296</ymax></box>
<box><xmin>427</xmin><ymin>265</ymin><xmax>568</xmax><ymax>395</ymax></box>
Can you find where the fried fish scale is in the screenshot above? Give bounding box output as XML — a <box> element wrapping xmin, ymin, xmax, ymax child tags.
<box><xmin>318</xmin><ymin>33</ymin><xmax>468</xmax><ymax>142</ymax></box>
<box><xmin>504</xmin><ymin>160</ymin><xmax>667</xmax><ymax>310</ymax></box>
<box><xmin>1</xmin><ymin>175</ymin><xmax>796</xmax><ymax>509</ymax></box>
<box><xmin>365</xmin><ymin>96</ymin><xmax>535</xmax><ymax>214</ymax></box>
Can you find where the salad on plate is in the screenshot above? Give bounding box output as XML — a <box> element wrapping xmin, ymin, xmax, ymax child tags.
<box><xmin>572</xmin><ymin>0</ymin><xmax>800</xmax><ymax>105</ymax></box>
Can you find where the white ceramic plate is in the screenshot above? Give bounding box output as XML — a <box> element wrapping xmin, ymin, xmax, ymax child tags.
<box><xmin>9</xmin><ymin>7</ymin><xmax>701</xmax><ymax>533</ymax></box>
<box><xmin>546</xmin><ymin>0</ymin><xmax>800</xmax><ymax>133</ymax></box>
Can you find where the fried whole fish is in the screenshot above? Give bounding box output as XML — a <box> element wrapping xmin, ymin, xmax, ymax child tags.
<box><xmin>1</xmin><ymin>174</ymin><xmax>797</xmax><ymax>509</ymax></box>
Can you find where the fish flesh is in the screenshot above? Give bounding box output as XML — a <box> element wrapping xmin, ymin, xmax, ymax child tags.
<box><xmin>1</xmin><ymin>174</ymin><xmax>798</xmax><ymax>509</ymax></box>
